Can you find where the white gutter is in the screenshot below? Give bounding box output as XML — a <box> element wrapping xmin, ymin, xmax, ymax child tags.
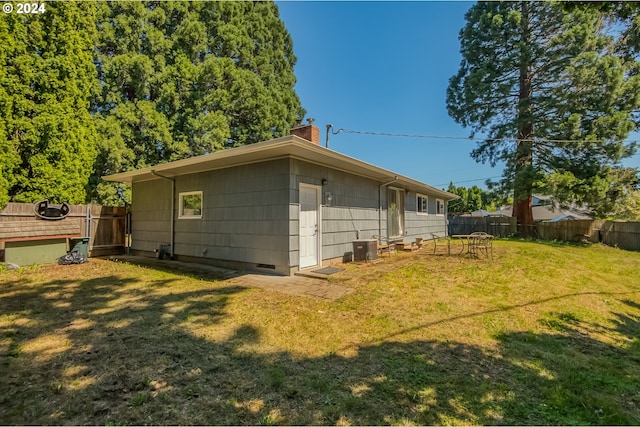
<box><xmin>378</xmin><ymin>176</ymin><xmax>398</xmax><ymax>244</ymax></box>
<box><xmin>150</xmin><ymin>170</ymin><xmax>175</xmax><ymax>258</ymax></box>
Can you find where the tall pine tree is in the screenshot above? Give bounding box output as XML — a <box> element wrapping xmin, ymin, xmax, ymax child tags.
<box><xmin>447</xmin><ymin>2</ymin><xmax>640</xmax><ymax>224</ymax></box>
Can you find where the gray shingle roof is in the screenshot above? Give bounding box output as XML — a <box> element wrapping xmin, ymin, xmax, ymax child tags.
<box><xmin>0</xmin><ymin>219</ymin><xmax>81</xmax><ymax>241</ymax></box>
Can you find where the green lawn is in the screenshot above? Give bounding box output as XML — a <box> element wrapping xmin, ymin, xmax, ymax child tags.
<box><xmin>1</xmin><ymin>240</ymin><xmax>639</xmax><ymax>425</ymax></box>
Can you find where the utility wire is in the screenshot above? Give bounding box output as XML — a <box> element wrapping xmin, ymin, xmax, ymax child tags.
<box><xmin>331</xmin><ymin>127</ymin><xmax>640</xmax><ymax>185</ymax></box>
<box><xmin>340</xmin><ymin>129</ymin><xmax>475</xmax><ymax>142</ymax></box>
<box><xmin>435</xmin><ymin>176</ymin><xmax>503</xmax><ymax>187</ymax></box>
<box><xmin>336</xmin><ymin>128</ymin><xmax>640</xmax><ymax>145</ymax></box>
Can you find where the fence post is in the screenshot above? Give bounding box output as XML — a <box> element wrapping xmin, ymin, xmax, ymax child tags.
<box><xmin>85</xmin><ymin>203</ymin><xmax>91</xmax><ymax>238</ymax></box>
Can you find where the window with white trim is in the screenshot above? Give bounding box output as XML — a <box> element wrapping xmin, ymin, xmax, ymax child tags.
<box><xmin>417</xmin><ymin>194</ymin><xmax>428</xmax><ymax>214</ymax></box>
<box><xmin>179</xmin><ymin>191</ymin><xmax>203</xmax><ymax>219</ymax></box>
<box><xmin>436</xmin><ymin>198</ymin><xmax>445</xmax><ymax>215</ymax></box>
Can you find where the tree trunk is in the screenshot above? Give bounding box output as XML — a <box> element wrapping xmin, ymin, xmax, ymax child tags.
<box><xmin>513</xmin><ymin>1</ymin><xmax>535</xmax><ymax>233</ymax></box>
<box><xmin>513</xmin><ymin>192</ymin><xmax>534</xmax><ymax>231</ymax></box>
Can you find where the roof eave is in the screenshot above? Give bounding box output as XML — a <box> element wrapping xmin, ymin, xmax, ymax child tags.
<box><xmin>103</xmin><ymin>135</ymin><xmax>458</xmax><ymax>200</ymax></box>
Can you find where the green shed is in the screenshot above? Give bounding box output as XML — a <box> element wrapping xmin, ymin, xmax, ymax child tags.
<box><xmin>1</xmin><ymin>219</ymin><xmax>81</xmax><ymax>266</ymax></box>
<box><xmin>5</xmin><ymin>238</ymin><xmax>69</xmax><ymax>266</ymax></box>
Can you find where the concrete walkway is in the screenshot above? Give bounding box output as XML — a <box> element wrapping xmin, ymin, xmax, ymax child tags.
<box><xmin>106</xmin><ymin>255</ymin><xmax>354</xmax><ymax>301</ymax></box>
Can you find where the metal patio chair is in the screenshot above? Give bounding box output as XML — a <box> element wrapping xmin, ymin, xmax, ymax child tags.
<box><xmin>430</xmin><ymin>233</ymin><xmax>451</xmax><ymax>256</ymax></box>
<box><xmin>468</xmin><ymin>232</ymin><xmax>493</xmax><ymax>259</ymax></box>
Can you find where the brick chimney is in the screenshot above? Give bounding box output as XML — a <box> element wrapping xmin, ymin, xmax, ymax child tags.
<box><xmin>290</xmin><ymin>118</ymin><xmax>320</xmax><ymax>144</ymax></box>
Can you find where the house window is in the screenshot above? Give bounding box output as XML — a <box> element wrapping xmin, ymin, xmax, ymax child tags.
<box><xmin>387</xmin><ymin>187</ymin><xmax>405</xmax><ymax>238</ymax></box>
<box><xmin>436</xmin><ymin>198</ymin><xmax>445</xmax><ymax>216</ymax></box>
<box><xmin>179</xmin><ymin>191</ymin><xmax>203</xmax><ymax>219</ymax></box>
<box><xmin>417</xmin><ymin>194</ymin><xmax>428</xmax><ymax>214</ymax></box>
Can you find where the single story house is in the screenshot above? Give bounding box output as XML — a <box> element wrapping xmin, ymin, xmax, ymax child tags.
<box><xmin>104</xmin><ymin>123</ymin><xmax>458</xmax><ymax>275</ymax></box>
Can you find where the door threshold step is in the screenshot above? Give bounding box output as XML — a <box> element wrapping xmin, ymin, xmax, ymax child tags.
<box><xmin>294</xmin><ymin>271</ymin><xmax>330</xmax><ymax>280</ymax></box>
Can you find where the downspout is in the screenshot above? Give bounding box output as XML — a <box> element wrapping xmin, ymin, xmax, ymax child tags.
<box><xmin>85</xmin><ymin>204</ymin><xmax>92</xmax><ymax>257</ymax></box>
<box><xmin>150</xmin><ymin>170</ymin><xmax>175</xmax><ymax>259</ymax></box>
<box><xmin>378</xmin><ymin>176</ymin><xmax>398</xmax><ymax>244</ymax></box>
<box><xmin>445</xmin><ymin>200</ymin><xmax>450</xmax><ymax>237</ymax></box>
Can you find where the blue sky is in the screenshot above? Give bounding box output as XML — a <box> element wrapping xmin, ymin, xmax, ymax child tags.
<box><xmin>276</xmin><ymin>1</ymin><xmax>640</xmax><ymax>190</ymax></box>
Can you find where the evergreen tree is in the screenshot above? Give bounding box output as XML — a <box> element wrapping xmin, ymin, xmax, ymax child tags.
<box><xmin>446</xmin><ymin>182</ymin><xmax>502</xmax><ymax>213</ymax></box>
<box><xmin>0</xmin><ymin>1</ymin><xmax>98</xmax><ymax>206</ymax></box>
<box><xmin>447</xmin><ymin>2</ymin><xmax>640</xmax><ymax>224</ymax></box>
<box><xmin>446</xmin><ymin>183</ymin><xmax>467</xmax><ymax>213</ymax></box>
<box><xmin>0</xmin><ymin>17</ymin><xmax>19</xmax><ymax>208</ymax></box>
<box><xmin>90</xmin><ymin>1</ymin><xmax>304</xmax><ymax>204</ymax></box>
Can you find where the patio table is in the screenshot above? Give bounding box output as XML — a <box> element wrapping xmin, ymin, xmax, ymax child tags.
<box><xmin>451</xmin><ymin>232</ymin><xmax>494</xmax><ymax>258</ymax></box>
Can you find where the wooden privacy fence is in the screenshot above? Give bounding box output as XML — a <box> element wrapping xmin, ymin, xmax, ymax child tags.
<box><xmin>535</xmin><ymin>220</ymin><xmax>606</xmax><ymax>243</ymax></box>
<box><xmin>537</xmin><ymin>220</ymin><xmax>640</xmax><ymax>251</ymax></box>
<box><xmin>449</xmin><ymin>215</ymin><xmax>640</xmax><ymax>251</ymax></box>
<box><xmin>448</xmin><ymin>216</ymin><xmax>517</xmax><ymax>237</ymax></box>
<box><xmin>0</xmin><ymin>202</ymin><xmax>127</xmax><ymax>259</ymax></box>
<box><xmin>599</xmin><ymin>221</ymin><xmax>640</xmax><ymax>250</ymax></box>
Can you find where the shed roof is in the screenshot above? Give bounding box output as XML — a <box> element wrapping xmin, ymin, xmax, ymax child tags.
<box><xmin>0</xmin><ymin>219</ymin><xmax>81</xmax><ymax>241</ymax></box>
<box><xmin>104</xmin><ymin>135</ymin><xmax>458</xmax><ymax>200</ymax></box>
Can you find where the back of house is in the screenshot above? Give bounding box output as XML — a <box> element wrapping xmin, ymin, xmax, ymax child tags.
<box><xmin>104</xmin><ymin>124</ymin><xmax>457</xmax><ymax>275</ymax></box>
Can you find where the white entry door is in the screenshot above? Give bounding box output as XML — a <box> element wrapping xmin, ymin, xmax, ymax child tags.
<box><xmin>299</xmin><ymin>184</ymin><xmax>320</xmax><ymax>269</ymax></box>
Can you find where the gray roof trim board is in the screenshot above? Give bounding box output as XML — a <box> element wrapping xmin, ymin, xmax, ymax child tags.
<box><xmin>104</xmin><ymin>135</ymin><xmax>458</xmax><ymax>200</ymax></box>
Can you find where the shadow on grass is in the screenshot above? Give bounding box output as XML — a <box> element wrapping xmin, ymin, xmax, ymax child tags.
<box><xmin>1</xmin><ymin>271</ymin><xmax>639</xmax><ymax>425</ymax></box>
<box><xmin>105</xmin><ymin>256</ymin><xmax>240</xmax><ymax>282</ymax></box>
<box><xmin>504</xmin><ymin>236</ymin><xmax>616</xmax><ymax>251</ymax></box>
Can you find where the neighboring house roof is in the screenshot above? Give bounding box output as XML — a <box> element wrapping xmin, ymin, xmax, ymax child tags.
<box><xmin>532</xmin><ymin>194</ymin><xmax>591</xmax><ymax>215</ymax></box>
<box><xmin>491</xmin><ymin>205</ymin><xmax>591</xmax><ymax>222</ymax></box>
<box><xmin>463</xmin><ymin>209</ymin><xmax>509</xmax><ymax>217</ymax></box>
<box><xmin>104</xmin><ymin>135</ymin><xmax>458</xmax><ymax>200</ymax></box>
<box><xmin>490</xmin><ymin>207</ymin><xmax>511</xmax><ymax>217</ymax></box>
<box><xmin>459</xmin><ymin>194</ymin><xmax>592</xmax><ymax>221</ymax></box>
<box><xmin>548</xmin><ymin>214</ymin><xmax>581</xmax><ymax>222</ymax></box>
<box><xmin>532</xmin><ymin>195</ymin><xmax>553</xmax><ymax>205</ymax></box>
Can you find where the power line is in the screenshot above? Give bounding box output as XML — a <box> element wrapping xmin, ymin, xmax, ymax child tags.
<box><xmin>435</xmin><ymin>176</ymin><xmax>503</xmax><ymax>187</ymax></box>
<box><xmin>334</xmin><ymin>127</ymin><xmax>640</xmax><ymax>145</ymax></box>
<box><xmin>337</xmin><ymin>128</ymin><xmax>475</xmax><ymax>142</ymax></box>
